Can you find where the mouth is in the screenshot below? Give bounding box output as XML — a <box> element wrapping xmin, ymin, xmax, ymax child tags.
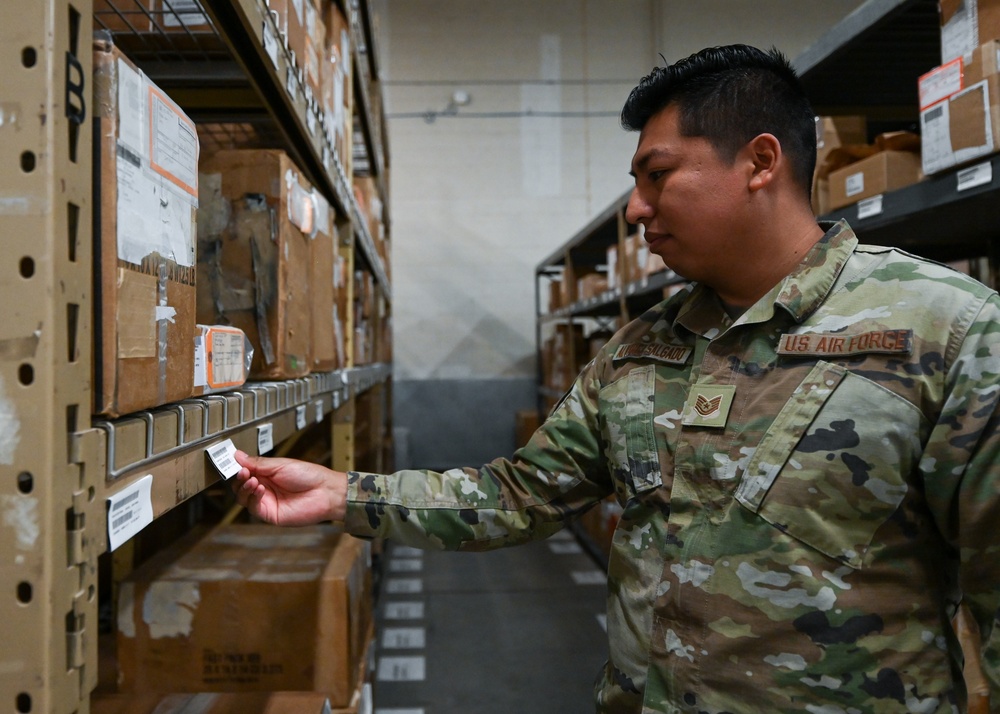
<box><xmin>644</xmin><ymin>232</ymin><xmax>671</xmax><ymax>250</ymax></box>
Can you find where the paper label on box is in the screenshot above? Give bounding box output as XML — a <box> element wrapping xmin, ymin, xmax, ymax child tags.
<box><xmin>290</xmin><ymin>0</ymin><xmax>303</xmax><ymax>22</ymax></box>
<box><xmin>162</xmin><ymin>0</ymin><xmax>205</xmax><ymax>27</ymax></box>
<box><xmin>117</xmin><ymin>59</ymin><xmax>145</xmax><ymax>156</ymax></box>
<box><xmin>919</xmin><ymin>58</ymin><xmax>964</xmax><ymax>110</ymax></box>
<box><xmin>207</xmin><ymin>438</ymin><xmax>240</xmax><ymax>480</ymax></box>
<box><xmin>206</xmin><ymin>327</ymin><xmax>247</xmax><ymax>388</ymax></box>
<box><xmin>193</xmin><ymin>334</ymin><xmax>207</xmax><ymax>387</ymax></box>
<box><xmin>845</xmin><ymin>171</ymin><xmax>865</xmax><ymax>197</ymax></box>
<box><xmin>941</xmin><ymin>0</ymin><xmax>978</xmax><ymax>63</ymax></box>
<box><xmin>149</xmin><ymin>87</ymin><xmax>199</xmax><ymax>199</ymax></box>
<box><xmin>108</xmin><ymin>474</ymin><xmax>154</xmax><ymax>551</ymax></box>
<box><xmin>921</xmin><ymin>102</ymin><xmax>955</xmax><ymax>174</ymax></box>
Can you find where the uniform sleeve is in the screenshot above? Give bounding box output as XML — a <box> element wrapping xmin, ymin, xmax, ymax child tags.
<box><xmin>920</xmin><ymin>293</ymin><xmax>1000</xmax><ymax>697</ymax></box>
<box><xmin>342</xmin><ymin>357</ymin><xmax>612</xmax><ymax>551</ymax></box>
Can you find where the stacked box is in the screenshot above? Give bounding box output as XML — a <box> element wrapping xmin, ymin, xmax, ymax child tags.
<box><xmin>827</xmin><ymin>147</ymin><xmax>922</xmax><ymax>210</ymax></box>
<box><xmin>812</xmin><ymin>115</ymin><xmax>868</xmax><ymax>214</ymax></box>
<box><xmin>93</xmin><ymin>35</ymin><xmax>199</xmax><ymax>417</ymax></box>
<box><xmin>309</xmin><ymin>192</ymin><xmax>341</xmax><ymax>372</ymax></box>
<box><xmin>196</xmin><ymin>149</ymin><xmax>313</xmax><ymax>379</ymax></box>
<box><xmin>919</xmin><ymin>41</ymin><xmax>1000</xmax><ymax>175</ymax></box>
<box><xmin>117</xmin><ymin>525</ymin><xmax>372</xmax><ymax>707</ymax></box>
<box><xmin>323</xmin><ymin>1</ymin><xmax>354</xmax><ymax>170</ymax></box>
<box><xmin>940</xmin><ymin>0</ymin><xmax>1000</xmax><ymax>64</ymax></box>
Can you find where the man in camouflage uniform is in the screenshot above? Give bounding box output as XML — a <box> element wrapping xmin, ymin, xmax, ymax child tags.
<box><xmin>233</xmin><ymin>45</ymin><xmax>1000</xmax><ymax>713</ymax></box>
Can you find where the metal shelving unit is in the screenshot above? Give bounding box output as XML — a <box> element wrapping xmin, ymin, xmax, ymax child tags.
<box><xmin>796</xmin><ymin>0</ymin><xmax>1000</xmax><ymax>263</ymax></box>
<box><xmin>2</xmin><ymin>1</ymin><xmax>391</xmax><ymax>712</ymax></box>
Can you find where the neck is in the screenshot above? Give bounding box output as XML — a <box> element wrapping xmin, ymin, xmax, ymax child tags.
<box><xmin>712</xmin><ymin>212</ymin><xmax>825</xmax><ymax>309</ymax></box>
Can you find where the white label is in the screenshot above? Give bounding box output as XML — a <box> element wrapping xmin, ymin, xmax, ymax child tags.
<box><xmin>844</xmin><ymin>171</ymin><xmax>865</xmax><ymax>197</ymax></box>
<box><xmin>108</xmin><ymin>474</ymin><xmax>154</xmax><ymax>551</ymax></box>
<box><xmin>381</xmin><ymin>627</ymin><xmax>426</xmax><ymax>649</ymax></box>
<box><xmin>941</xmin><ymin>0</ymin><xmax>978</xmax><ymax>63</ymax></box>
<box><xmin>149</xmin><ymin>90</ymin><xmax>199</xmax><ymax>199</ymax></box>
<box><xmin>393</xmin><ymin>546</ymin><xmax>424</xmax><ymax>557</ymax></box>
<box><xmin>206</xmin><ymin>328</ymin><xmax>246</xmax><ymax>388</ymax></box>
<box><xmin>116</xmin><ymin>59</ymin><xmax>144</xmax><ymax>156</ymax></box>
<box><xmin>257</xmin><ymin>423</ymin><xmax>274</xmax><ymax>454</ymax></box>
<box><xmin>571</xmin><ymin>570</ymin><xmax>606</xmax><ymax>585</ymax></box>
<box><xmin>919</xmin><ymin>59</ymin><xmax>963</xmax><ymax>110</ymax></box>
<box><xmin>384</xmin><ymin>601</ymin><xmax>424</xmax><ymax>620</ymax></box>
<box><xmin>857</xmin><ymin>195</ymin><xmax>884</xmax><ymax>219</ymax></box>
<box><xmin>957</xmin><ymin>161</ymin><xmax>994</xmax><ymax>191</ymax></box>
<box><xmin>376</xmin><ymin>656</ymin><xmax>426</xmax><ymax>682</ymax></box>
<box><xmin>262</xmin><ymin>20</ymin><xmax>280</xmax><ymax>69</ymax></box>
<box><xmin>295</xmin><ymin>404</ymin><xmax>307</xmax><ymax>429</ymax></box>
<box><xmin>548</xmin><ymin>541</ymin><xmax>583</xmax><ymax>555</ymax></box>
<box><xmin>286</xmin><ymin>66</ymin><xmax>298</xmax><ymax>100</ymax></box>
<box><xmin>207</xmin><ymin>439</ymin><xmax>240</xmax><ymax>480</ymax></box>
<box><xmin>921</xmin><ymin>102</ymin><xmax>954</xmax><ymax>174</ymax></box>
<box><xmin>596</xmin><ymin>614</ymin><xmax>608</xmax><ymax>632</ymax></box>
<box><xmin>290</xmin><ymin>0</ymin><xmax>304</xmax><ymax>22</ymax></box>
<box><xmin>193</xmin><ymin>334</ymin><xmax>207</xmax><ymax>387</ymax></box>
<box><xmin>314</xmin><ymin>399</ymin><xmax>324</xmax><ymax>423</ymax></box>
<box><xmin>389</xmin><ymin>558</ymin><xmax>423</xmax><ymax>572</ymax></box>
<box><xmin>385</xmin><ymin>578</ymin><xmax>423</xmax><ymax>594</ymax></box>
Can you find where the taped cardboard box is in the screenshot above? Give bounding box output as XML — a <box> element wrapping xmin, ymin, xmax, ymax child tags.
<box><xmin>323</xmin><ymin>1</ymin><xmax>353</xmax><ymax>170</ymax></box>
<box><xmin>921</xmin><ymin>74</ymin><xmax>1000</xmax><ymax>175</ymax></box>
<box><xmin>92</xmin><ymin>691</ymin><xmax>369</xmax><ymax>714</ymax></box>
<box><xmin>822</xmin><ymin>132</ymin><xmax>922</xmax><ymax>211</ymax></box>
<box><xmin>117</xmin><ymin>525</ymin><xmax>373</xmax><ymax>706</ymax></box>
<box><xmin>192</xmin><ymin>325</ymin><xmax>253</xmax><ymax>397</ymax></box>
<box><xmin>811</xmin><ymin>115</ymin><xmax>867</xmax><ymax>215</ymax></box>
<box><xmin>310</xmin><ymin>192</ymin><xmax>341</xmax><ymax>372</ymax></box>
<box><xmin>93</xmin><ymin>34</ymin><xmax>199</xmax><ymax>417</ymax></box>
<box><xmin>196</xmin><ymin>149</ymin><xmax>312</xmax><ymax>379</ymax></box>
<box><xmin>940</xmin><ymin>0</ymin><xmax>1000</xmax><ymax>64</ymax></box>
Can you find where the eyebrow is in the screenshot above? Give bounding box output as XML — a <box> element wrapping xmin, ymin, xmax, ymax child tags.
<box><xmin>629</xmin><ymin>148</ymin><xmax>676</xmax><ymax>178</ymax></box>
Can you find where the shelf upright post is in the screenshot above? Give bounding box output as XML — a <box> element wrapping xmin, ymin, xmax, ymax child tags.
<box><xmin>333</xmin><ymin>212</ymin><xmax>357</xmax><ymax>474</ymax></box>
<box><xmin>616</xmin><ymin>208</ymin><xmax>629</xmax><ymax>325</ymax></box>
<box><xmin>1</xmin><ymin>0</ymin><xmax>103</xmax><ymax>712</ymax></box>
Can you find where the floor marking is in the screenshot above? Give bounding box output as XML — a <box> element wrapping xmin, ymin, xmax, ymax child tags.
<box><xmin>385</xmin><ymin>578</ymin><xmax>423</xmax><ymax>594</ymax></box>
<box><xmin>377</xmin><ymin>656</ymin><xmax>426</xmax><ymax>682</ymax></box>
<box><xmin>571</xmin><ymin>570</ymin><xmax>606</xmax><ymax>585</ymax></box>
<box><xmin>382</xmin><ymin>627</ymin><xmax>427</xmax><ymax>649</ymax></box>
<box><xmin>384</xmin><ymin>601</ymin><xmax>425</xmax><ymax>620</ymax></box>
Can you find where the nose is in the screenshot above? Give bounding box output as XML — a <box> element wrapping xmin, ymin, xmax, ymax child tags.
<box><xmin>625</xmin><ymin>186</ymin><xmax>652</xmax><ymax>225</ymax></box>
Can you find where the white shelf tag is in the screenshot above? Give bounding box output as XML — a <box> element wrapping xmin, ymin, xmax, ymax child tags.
<box><xmin>857</xmin><ymin>195</ymin><xmax>884</xmax><ymax>220</ymax></box>
<box><xmin>257</xmin><ymin>423</ymin><xmax>274</xmax><ymax>454</ymax></box>
<box><xmin>957</xmin><ymin>161</ymin><xmax>993</xmax><ymax>192</ymax></box>
<box><xmin>207</xmin><ymin>439</ymin><xmax>240</xmax><ymax>480</ymax></box>
<box><xmin>262</xmin><ymin>20</ymin><xmax>279</xmax><ymax>69</ymax></box>
<box><xmin>296</xmin><ymin>404</ymin><xmax>308</xmax><ymax>430</ymax></box>
<box><xmin>107</xmin><ymin>474</ymin><xmax>154</xmax><ymax>551</ymax></box>
<box><xmin>315</xmin><ymin>399</ymin><xmax>324</xmax><ymax>423</ymax></box>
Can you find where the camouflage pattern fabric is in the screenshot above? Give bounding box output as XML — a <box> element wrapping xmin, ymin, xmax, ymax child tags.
<box><xmin>343</xmin><ymin>220</ymin><xmax>1000</xmax><ymax>713</ymax></box>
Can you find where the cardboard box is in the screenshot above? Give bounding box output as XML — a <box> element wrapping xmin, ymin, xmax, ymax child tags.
<box><xmin>196</xmin><ymin>150</ymin><xmax>313</xmax><ymax>379</ymax></box>
<box><xmin>921</xmin><ymin>73</ymin><xmax>1000</xmax><ymax>175</ymax></box>
<box><xmin>192</xmin><ymin>325</ymin><xmax>253</xmax><ymax>396</ymax></box>
<box><xmin>577</xmin><ymin>273</ymin><xmax>608</xmax><ymax>301</ymax></box>
<box><xmin>93</xmin><ymin>36</ymin><xmax>199</xmax><ymax>417</ymax></box>
<box><xmin>310</xmin><ymin>193</ymin><xmax>341</xmax><ymax>372</ymax></box>
<box><xmin>812</xmin><ymin>115</ymin><xmax>868</xmax><ymax>214</ymax></box>
<box><xmin>940</xmin><ymin>0</ymin><xmax>1000</xmax><ymax>64</ymax></box>
<box><xmin>323</xmin><ymin>1</ymin><xmax>353</xmax><ymax>170</ymax></box>
<box><xmin>827</xmin><ymin>150</ymin><xmax>922</xmax><ymax>211</ymax></box>
<box><xmin>117</xmin><ymin>525</ymin><xmax>372</xmax><ymax>706</ymax></box>
<box><xmin>92</xmin><ymin>690</ymin><xmax>370</xmax><ymax>714</ymax></box>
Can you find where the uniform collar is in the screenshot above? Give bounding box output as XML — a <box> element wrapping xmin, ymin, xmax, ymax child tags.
<box><xmin>672</xmin><ymin>220</ymin><xmax>857</xmax><ymax>337</ymax></box>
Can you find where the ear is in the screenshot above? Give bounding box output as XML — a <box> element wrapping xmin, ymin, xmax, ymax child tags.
<box><xmin>746</xmin><ymin>133</ymin><xmax>781</xmax><ymax>192</ymax></box>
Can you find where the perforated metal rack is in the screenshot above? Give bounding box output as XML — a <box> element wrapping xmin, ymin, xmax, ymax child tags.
<box><xmin>1</xmin><ymin>1</ymin><xmax>391</xmax><ymax>712</ymax></box>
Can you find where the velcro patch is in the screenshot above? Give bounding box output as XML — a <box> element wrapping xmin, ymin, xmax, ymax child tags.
<box><xmin>778</xmin><ymin>329</ymin><xmax>913</xmax><ymax>357</ymax></box>
<box><xmin>613</xmin><ymin>343</ymin><xmax>693</xmax><ymax>365</ymax></box>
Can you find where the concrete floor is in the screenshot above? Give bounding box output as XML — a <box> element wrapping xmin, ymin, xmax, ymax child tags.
<box><xmin>371</xmin><ymin>532</ymin><xmax>610</xmax><ymax>714</ymax></box>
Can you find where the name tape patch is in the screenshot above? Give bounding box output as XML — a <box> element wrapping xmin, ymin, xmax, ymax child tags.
<box><xmin>778</xmin><ymin>329</ymin><xmax>913</xmax><ymax>357</ymax></box>
<box><xmin>613</xmin><ymin>343</ymin><xmax>693</xmax><ymax>365</ymax></box>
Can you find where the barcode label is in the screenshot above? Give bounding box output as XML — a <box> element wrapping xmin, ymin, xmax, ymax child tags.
<box><xmin>314</xmin><ymin>399</ymin><xmax>324</xmax><ymax>423</ymax></box>
<box><xmin>857</xmin><ymin>195</ymin><xmax>884</xmax><ymax>219</ymax></box>
<box><xmin>258</xmin><ymin>423</ymin><xmax>274</xmax><ymax>454</ymax></box>
<box><xmin>262</xmin><ymin>20</ymin><xmax>279</xmax><ymax>69</ymax></box>
<box><xmin>207</xmin><ymin>439</ymin><xmax>240</xmax><ymax>480</ymax></box>
<box><xmin>296</xmin><ymin>404</ymin><xmax>307</xmax><ymax>430</ymax></box>
<box><xmin>107</xmin><ymin>475</ymin><xmax>154</xmax><ymax>551</ymax></box>
<box><xmin>957</xmin><ymin>161</ymin><xmax>993</xmax><ymax>191</ymax></box>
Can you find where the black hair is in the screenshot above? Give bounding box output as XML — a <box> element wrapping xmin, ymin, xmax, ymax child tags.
<box><xmin>621</xmin><ymin>45</ymin><xmax>816</xmax><ymax>197</ymax></box>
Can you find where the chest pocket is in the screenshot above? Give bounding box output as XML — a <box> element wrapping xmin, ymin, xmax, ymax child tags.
<box><xmin>598</xmin><ymin>365</ymin><xmax>663</xmax><ymax>504</ymax></box>
<box><xmin>735</xmin><ymin>360</ymin><xmax>925</xmax><ymax>568</ymax></box>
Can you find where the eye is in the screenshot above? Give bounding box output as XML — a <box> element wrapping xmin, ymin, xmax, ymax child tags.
<box><xmin>649</xmin><ymin>169</ymin><xmax>668</xmax><ymax>182</ymax></box>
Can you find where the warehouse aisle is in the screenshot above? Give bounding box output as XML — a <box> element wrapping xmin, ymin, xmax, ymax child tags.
<box><xmin>371</xmin><ymin>530</ymin><xmax>610</xmax><ymax>714</ymax></box>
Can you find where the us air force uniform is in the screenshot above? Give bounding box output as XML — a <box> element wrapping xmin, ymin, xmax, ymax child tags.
<box><xmin>344</xmin><ymin>221</ymin><xmax>1000</xmax><ymax>713</ymax></box>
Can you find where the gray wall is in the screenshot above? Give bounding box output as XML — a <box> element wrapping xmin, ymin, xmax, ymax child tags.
<box><xmin>378</xmin><ymin>0</ymin><xmax>864</xmax><ymax>470</ymax></box>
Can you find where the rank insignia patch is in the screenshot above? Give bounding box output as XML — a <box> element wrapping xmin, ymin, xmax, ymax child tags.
<box><xmin>682</xmin><ymin>384</ymin><xmax>736</xmax><ymax>428</ymax></box>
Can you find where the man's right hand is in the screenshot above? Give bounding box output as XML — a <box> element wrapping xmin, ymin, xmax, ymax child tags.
<box><xmin>231</xmin><ymin>451</ymin><xmax>348</xmax><ymax>526</ymax></box>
